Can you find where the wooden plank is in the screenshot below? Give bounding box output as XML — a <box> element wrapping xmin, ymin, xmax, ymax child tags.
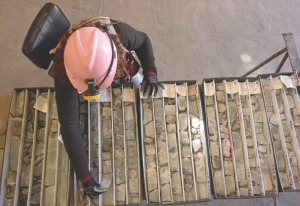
<box><xmin>0</xmin><ymin>95</ymin><xmax>11</xmax><ymax>118</ymax></box>
<box><xmin>0</xmin><ymin>134</ymin><xmax>6</xmax><ymax>148</ymax></box>
<box><xmin>0</xmin><ymin>95</ymin><xmax>12</xmax><ymax>148</ymax></box>
<box><xmin>0</xmin><ymin>149</ymin><xmax>4</xmax><ymax>183</ymax></box>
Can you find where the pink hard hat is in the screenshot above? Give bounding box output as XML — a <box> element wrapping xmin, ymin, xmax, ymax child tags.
<box><xmin>64</xmin><ymin>27</ymin><xmax>117</xmax><ymax>92</ymax></box>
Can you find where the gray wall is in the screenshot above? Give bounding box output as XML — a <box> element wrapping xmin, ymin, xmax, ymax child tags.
<box><xmin>1</xmin><ymin>0</ymin><xmax>300</xmax><ymax>95</ymax></box>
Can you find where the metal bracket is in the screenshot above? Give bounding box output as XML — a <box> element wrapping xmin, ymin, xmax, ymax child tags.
<box><xmin>283</xmin><ymin>33</ymin><xmax>300</xmax><ymax>72</ymax></box>
<box><xmin>283</xmin><ymin>33</ymin><xmax>300</xmax><ymax>90</ymax></box>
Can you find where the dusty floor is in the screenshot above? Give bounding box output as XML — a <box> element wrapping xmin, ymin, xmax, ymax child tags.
<box><xmin>0</xmin><ymin>0</ymin><xmax>300</xmax><ymax>205</ymax></box>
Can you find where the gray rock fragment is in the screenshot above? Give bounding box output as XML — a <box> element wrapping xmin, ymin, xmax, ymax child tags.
<box><xmin>181</xmin><ymin>146</ymin><xmax>191</xmax><ymax>158</ymax></box>
<box><xmin>279</xmin><ymin>172</ymin><xmax>290</xmax><ymax>188</ymax></box>
<box><xmin>208</xmin><ymin>119</ymin><xmax>217</xmax><ymax>135</ymax></box>
<box><xmin>217</xmin><ymin>102</ymin><xmax>226</xmax><ymax>113</ymax></box>
<box><xmin>182</xmin><ymin>158</ymin><xmax>193</xmax><ymax>175</ymax></box>
<box><xmin>165</xmin><ymin>105</ymin><xmax>176</xmax><ymax>116</ymax></box>
<box><xmin>222</xmin><ymin>138</ymin><xmax>230</xmax><ymax>157</ymax></box>
<box><xmin>16</xmin><ymin>90</ymin><xmax>25</xmax><ymax>117</ymax></box>
<box><xmin>157</xmin><ymin>141</ymin><xmax>168</xmax><ymax>166</ymax></box>
<box><xmin>149</xmin><ymin>189</ymin><xmax>158</xmax><ymax>202</ymax></box>
<box><xmin>143</xmin><ymin>108</ymin><xmax>153</xmax><ymax>125</ymax></box>
<box><xmin>192</xmin><ymin>139</ymin><xmax>201</xmax><ymax>153</ymax></box>
<box><xmin>145</xmin><ymin>144</ymin><xmax>156</xmax><ymax>156</ymax></box>
<box><xmin>166</xmin><ymin>115</ymin><xmax>176</xmax><ymax>124</ymax></box>
<box><xmin>147</xmin><ymin>171</ymin><xmax>158</xmax><ymax>192</ymax></box>
<box><xmin>210</xmin><ymin>141</ymin><xmax>220</xmax><ymax>158</ymax></box>
<box><xmin>116</xmin><ymin>184</ymin><xmax>126</xmax><ymax>202</ymax></box>
<box><xmin>178</xmin><ymin>96</ymin><xmax>187</xmax><ymax>111</ymax></box>
<box><xmin>256</xmin><ymin>133</ymin><xmax>268</xmax><ymax>145</ymax></box>
<box><xmin>224</xmin><ymin>161</ymin><xmax>234</xmax><ymax>176</ymax></box>
<box><xmin>195</xmin><ymin>155</ymin><xmax>206</xmax><ymax>182</ymax></box>
<box><xmin>214</xmin><ymin>171</ymin><xmax>225</xmax><ymax>196</ymax></box>
<box><xmin>171</xmin><ymin>172</ymin><xmax>182</xmax><ymax>195</ymax></box>
<box><xmin>189</xmin><ymin>100</ymin><xmax>199</xmax><ymax>116</ymax></box>
<box><xmin>180</xmin><ymin>131</ymin><xmax>190</xmax><ymax>145</ymax></box>
<box><xmin>239</xmin><ymin>187</ymin><xmax>248</xmax><ymax>196</ymax></box>
<box><xmin>129</xmin><ymin>178</ymin><xmax>139</xmax><ymax>195</ymax></box>
<box><xmin>179</xmin><ymin>113</ymin><xmax>188</xmax><ymax>131</ymax></box>
<box><xmin>10</xmin><ymin>136</ymin><xmax>20</xmax><ymax>171</ymax></box>
<box><xmin>167</xmin><ymin>124</ymin><xmax>176</xmax><ymax>133</ymax></box>
<box><xmin>159</xmin><ymin>167</ymin><xmax>170</xmax><ymax>185</ymax></box>
<box><xmin>216</xmin><ymin>91</ymin><xmax>225</xmax><ymax>102</ymax></box>
<box><xmin>225</xmin><ymin>175</ymin><xmax>236</xmax><ymax>195</ymax></box>
<box><xmin>168</xmin><ymin>135</ymin><xmax>180</xmax><ymax>172</ymax></box>
<box><xmin>115</xmin><ymin>159</ymin><xmax>125</xmax><ymax>184</ymax></box>
<box><xmin>161</xmin><ymin>183</ymin><xmax>172</xmax><ymax>202</ymax></box>
<box><xmin>212</xmin><ymin>156</ymin><xmax>221</xmax><ymax>169</ymax></box>
<box><xmin>144</xmin><ymin>121</ymin><xmax>154</xmax><ymax>137</ymax></box>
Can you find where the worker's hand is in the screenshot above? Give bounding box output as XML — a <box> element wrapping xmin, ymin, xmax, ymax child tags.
<box><xmin>84</xmin><ymin>184</ymin><xmax>107</xmax><ymax>199</ymax></box>
<box><xmin>143</xmin><ymin>74</ymin><xmax>165</xmax><ymax>97</ymax></box>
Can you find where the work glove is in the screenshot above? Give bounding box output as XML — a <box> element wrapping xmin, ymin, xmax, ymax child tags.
<box><xmin>82</xmin><ymin>177</ymin><xmax>108</xmax><ymax>199</ymax></box>
<box><xmin>143</xmin><ymin>69</ymin><xmax>165</xmax><ymax>97</ymax></box>
<box><xmin>84</xmin><ymin>183</ymin><xmax>107</xmax><ymax>199</ymax></box>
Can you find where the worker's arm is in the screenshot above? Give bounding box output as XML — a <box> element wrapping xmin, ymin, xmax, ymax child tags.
<box><xmin>112</xmin><ymin>19</ymin><xmax>157</xmax><ymax>75</ymax></box>
<box><xmin>112</xmin><ymin>19</ymin><xmax>164</xmax><ymax>96</ymax></box>
<box><xmin>54</xmin><ymin>77</ymin><xmax>91</xmax><ymax>180</ymax></box>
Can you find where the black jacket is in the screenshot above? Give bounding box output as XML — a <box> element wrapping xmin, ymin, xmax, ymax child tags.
<box><xmin>55</xmin><ymin>19</ymin><xmax>156</xmax><ymax>179</ymax></box>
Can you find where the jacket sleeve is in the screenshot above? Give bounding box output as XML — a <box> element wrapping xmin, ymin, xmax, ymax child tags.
<box><xmin>112</xmin><ymin>19</ymin><xmax>157</xmax><ymax>75</ymax></box>
<box><xmin>54</xmin><ymin>78</ymin><xmax>91</xmax><ymax>179</ymax></box>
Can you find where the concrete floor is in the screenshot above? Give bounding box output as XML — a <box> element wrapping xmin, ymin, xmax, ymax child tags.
<box><xmin>1</xmin><ymin>0</ymin><xmax>300</xmax><ymax>205</ymax></box>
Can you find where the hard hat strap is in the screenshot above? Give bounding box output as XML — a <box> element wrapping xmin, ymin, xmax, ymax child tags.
<box><xmin>95</xmin><ymin>28</ymin><xmax>114</xmax><ymax>90</ymax></box>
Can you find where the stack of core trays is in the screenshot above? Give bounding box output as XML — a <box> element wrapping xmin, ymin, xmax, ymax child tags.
<box><xmin>0</xmin><ymin>88</ymin><xmax>70</xmax><ymax>205</ymax></box>
<box><xmin>74</xmin><ymin>84</ymin><xmax>141</xmax><ymax>206</ymax></box>
<box><xmin>140</xmin><ymin>81</ymin><xmax>211</xmax><ymax>204</ymax></box>
<box><xmin>203</xmin><ymin>78</ymin><xmax>278</xmax><ymax>198</ymax></box>
<box><xmin>259</xmin><ymin>72</ymin><xmax>300</xmax><ymax>192</ymax></box>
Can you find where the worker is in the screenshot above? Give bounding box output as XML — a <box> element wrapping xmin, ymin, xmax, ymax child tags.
<box><xmin>52</xmin><ymin>17</ymin><xmax>164</xmax><ymax>198</ymax></box>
